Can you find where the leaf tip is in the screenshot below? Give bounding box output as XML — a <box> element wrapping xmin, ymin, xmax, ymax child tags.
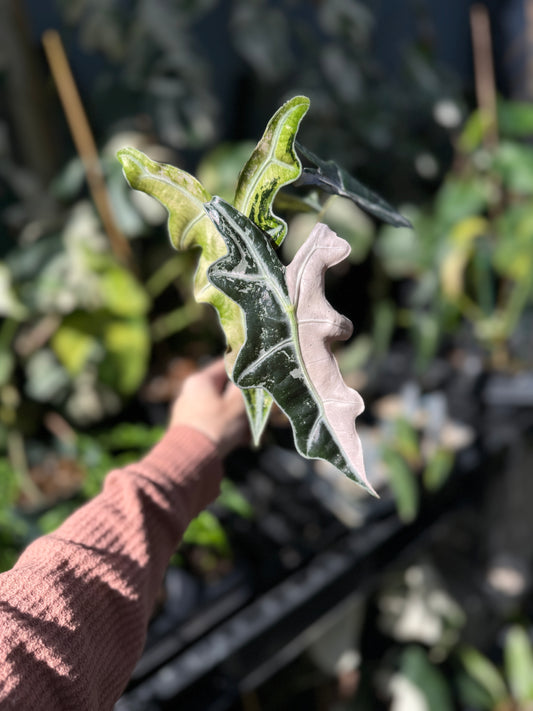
<box><xmin>291</xmin><ymin>94</ymin><xmax>311</xmax><ymax>111</ymax></box>
<box><xmin>366</xmin><ymin>480</ymin><xmax>380</xmax><ymax>498</ymax></box>
<box><xmin>342</xmin><ymin>452</ymin><xmax>379</xmax><ymax>498</ymax></box>
<box><xmin>116</xmin><ymin>146</ymin><xmax>145</xmax><ymax>187</ymax></box>
<box><xmin>116</xmin><ymin>145</ymin><xmax>141</xmax><ymax>164</ymax></box>
<box><xmin>395</xmin><ymin>213</ymin><xmax>414</xmax><ymax>230</ymax></box>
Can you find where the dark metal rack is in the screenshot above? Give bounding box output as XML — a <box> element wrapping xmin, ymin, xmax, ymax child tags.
<box><xmin>116</xmin><ymin>439</ymin><xmax>483</xmax><ymax>711</ymax></box>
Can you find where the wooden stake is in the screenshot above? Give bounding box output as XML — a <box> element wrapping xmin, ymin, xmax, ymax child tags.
<box><xmin>42</xmin><ymin>29</ymin><xmax>134</xmax><ymax>267</ymax></box>
<box><xmin>470</xmin><ymin>3</ymin><xmax>498</xmax><ymax>146</ymax></box>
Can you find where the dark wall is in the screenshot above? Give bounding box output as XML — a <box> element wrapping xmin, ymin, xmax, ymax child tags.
<box><xmin>24</xmin><ymin>0</ymin><xmax>528</xmax><ymax>101</ymax></box>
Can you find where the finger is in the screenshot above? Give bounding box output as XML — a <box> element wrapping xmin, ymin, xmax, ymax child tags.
<box><xmin>223</xmin><ymin>380</ymin><xmax>245</xmax><ymax>406</ymax></box>
<box><xmin>200</xmin><ymin>358</ymin><xmax>229</xmax><ymax>392</ymax></box>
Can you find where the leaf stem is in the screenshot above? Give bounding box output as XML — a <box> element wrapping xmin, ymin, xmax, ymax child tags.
<box><xmin>316</xmin><ymin>195</ymin><xmax>336</xmax><ymax>223</ymax></box>
<box><xmin>470</xmin><ymin>4</ymin><xmax>499</xmax><ymax>147</ymax></box>
<box><xmin>151</xmin><ymin>302</ymin><xmax>202</xmax><ymax>342</ymax></box>
<box><xmin>146</xmin><ymin>254</ymin><xmax>191</xmax><ymax>298</ymax></box>
<box><xmin>42</xmin><ymin>29</ymin><xmax>134</xmax><ymax>269</ymax></box>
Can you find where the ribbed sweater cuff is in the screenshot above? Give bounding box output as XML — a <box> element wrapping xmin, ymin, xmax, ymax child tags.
<box><xmin>0</xmin><ymin>425</ymin><xmax>225</xmax><ymax>710</ymax></box>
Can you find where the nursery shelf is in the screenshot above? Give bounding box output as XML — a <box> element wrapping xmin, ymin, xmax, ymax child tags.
<box><xmin>116</xmin><ymin>440</ymin><xmax>483</xmax><ymax>711</ymax></box>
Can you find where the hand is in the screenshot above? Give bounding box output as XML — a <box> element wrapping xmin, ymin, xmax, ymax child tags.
<box><xmin>169</xmin><ymin>359</ymin><xmax>250</xmax><ymax>458</ymax></box>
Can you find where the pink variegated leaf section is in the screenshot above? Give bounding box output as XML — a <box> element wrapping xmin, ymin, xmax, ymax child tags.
<box><xmin>285</xmin><ymin>223</ymin><xmax>371</xmax><ymax>492</ymax></box>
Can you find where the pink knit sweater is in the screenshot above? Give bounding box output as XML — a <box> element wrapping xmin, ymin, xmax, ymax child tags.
<box><xmin>0</xmin><ymin>425</ymin><xmax>223</xmax><ymax>710</ymax></box>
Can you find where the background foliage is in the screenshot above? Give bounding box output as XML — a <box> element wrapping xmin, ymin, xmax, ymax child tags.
<box><xmin>2</xmin><ymin>0</ymin><xmax>533</xmax><ymax>708</ymax></box>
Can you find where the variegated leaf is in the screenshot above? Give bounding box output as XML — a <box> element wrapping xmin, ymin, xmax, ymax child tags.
<box><xmin>285</xmin><ymin>222</ymin><xmax>368</xmax><ymax>487</ymax></box>
<box><xmin>232</xmin><ymin>94</ymin><xmax>309</xmax><ymax>441</ymax></box>
<box><xmin>296</xmin><ymin>142</ymin><xmax>412</xmax><ymax>229</ymax></box>
<box><xmin>118</xmin><ymin>149</ymin><xmax>268</xmax><ymax>444</ymax></box>
<box><xmin>117</xmin><ymin>96</ymin><xmax>309</xmax><ymax>444</ymax></box>
<box><xmin>234</xmin><ymin>95</ymin><xmax>310</xmax><ymax>246</ymax></box>
<box><xmin>206</xmin><ymin>197</ymin><xmax>374</xmax><ymax>494</ymax></box>
<box><xmin>117</xmin><ymin>147</ymin><xmax>244</xmax><ymax>370</ymax></box>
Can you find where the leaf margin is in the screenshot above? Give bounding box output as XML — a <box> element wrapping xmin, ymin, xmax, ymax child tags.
<box><xmin>295</xmin><ymin>142</ymin><xmax>413</xmax><ymax>229</ymax></box>
<box><xmin>205</xmin><ymin>196</ymin><xmax>376</xmax><ymax>495</ymax></box>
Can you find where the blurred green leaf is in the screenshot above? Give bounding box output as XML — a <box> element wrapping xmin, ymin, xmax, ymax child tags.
<box><xmin>498</xmin><ymin>99</ymin><xmax>533</xmax><ymax>139</ymax></box>
<box><xmin>25</xmin><ymin>350</ymin><xmax>70</xmax><ymax>403</ymax></box>
<box><xmin>37</xmin><ymin>501</ymin><xmax>79</xmax><ymax>535</ymax></box>
<box><xmin>376</xmin><ymin>213</ymin><xmax>424</xmax><ymax>278</ymax></box>
<box><xmin>382</xmin><ymin>448</ymin><xmax>419</xmax><ymax>523</ymax></box>
<box><xmin>97</xmin><ymin>261</ymin><xmax>150</xmax><ymax>317</ymax></box>
<box><xmin>472</xmin><ymin>238</ymin><xmax>495</xmax><ymax>316</ymax></box>
<box><xmin>423</xmin><ymin>449</ymin><xmax>454</xmax><ymax>492</ymax></box>
<box><xmin>0</xmin><ymin>351</ymin><xmax>15</xmax><ymax>388</ymax></box>
<box><xmin>101</xmin><ymin>319</ymin><xmax>150</xmax><ymax>395</ymax></box>
<box><xmin>337</xmin><ymin>334</ymin><xmax>373</xmax><ymax>374</ymax></box>
<box><xmin>404</xmin><ymin>46</ymin><xmax>450</xmax><ymax>95</ymax></box>
<box><xmin>0</xmin><ymin>544</ymin><xmax>20</xmax><ymax>574</ymax></box>
<box><xmin>78</xmin><ymin>438</ymin><xmax>113</xmax><ymax>499</ymax></box>
<box><xmin>0</xmin><ymin>457</ymin><xmax>31</xmax><ymax>571</ymax></box>
<box><xmin>399</xmin><ymin>645</ymin><xmax>454</xmax><ymax>711</ymax></box>
<box><xmin>504</xmin><ymin>625</ymin><xmax>533</xmax><ymax>703</ymax></box>
<box><xmin>217</xmin><ymin>478</ymin><xmax>253</xmax><ymax>519</ymax></box>
<box><xmin>282</xmin><ymin>198</ymin><xmax>374</xmax><ymax>265</ymax></box>
<box><xmin>322</xmin><ymin>198</ymin><xmax>374</xmax><ymax>263</ymax></box>
<box><xmin>98</xmin><ymin>423</ymin><xmax>164</xmax><ymax>451</ymax></box>
<box><xmin>182</xmin><ymin>510</ymin><xmax>231</xmax><ymax>556</ymax></box>
<box><xmin>51</xmin><ymin>307</ymin><xmax>150</xmax><ymax>398</ymax></box>
<box><xmin>0</xmin><ymin>264</ymin><xmax>28</xmax><ymax>320</ymax></box>
<box><xmin>458</xmin><ymin>110</ymin><xmax>494</xmax><ymax>153</ymax></box>
<box><xmin>197</xmin><ymin>142</ymin><xmax>256</xmax><ymax>202</ymax></box>
<box><xmin>51</xmin><ymin>156</ymin><xmax>86</xmax><ymax>201</ymax></box>
<box><xmin>459</xmin><ymin>646</ymin><xmax>508</xmax><ymax>707</ymax></box>
<box><xmin>394</xmin><ymin>418</ymin><xmax>421</xmax><ymax>465</ymax></box>
<box><xmin>52</xmin><ymin>319</ymin><xmax>100</xmax><ymax>376</ymax></box>
<box><xmin>273</xmin><ymin>191</ymin><xmax>323</xmax><ymax>215</ymax></box>
<box><xmin>31</xmin><ymin>253</ymin><xmax>81</xmax><ymax>314</ymax></box>
<box><xmin>435</xmin><ymin>176</ymin><xmax>493</xmax><ymax>228</ymax></box>
<box><xmin>0</xmin><ymin>508</ymin><xmax>30</xmax><ymax>573</ymax></box>
<box><xmin>145</xmin><ymin>252</ymin><xmax>197</xmax><ymax>299</ymax></box>
<box><xmin>411</xmin><ymin>312</ymin><xmax>440</xmax><ymax>373</ymax></box>
<box><xmin>494</xmin><ymin>204</ymin><xmax>533</xmax><ymax>282</ymax></box>
<box><xmin>151</xmin><ymin>301</ymin><xmax>202</xmax><ymax>342</ymax></box>
<box><xmin>0</xmin><ymin>458</ymin><xmax>19</xmax><ymax>508</ymax></box>
<box><xmin>440</xmin><ymin>216</ymin><xmax>488</xmax><ymax>301</ymax></box>
<box><xmin>5</xmin><ymin>235</ymin><xmax>63</xmax><ymax>282</ymax></box>
<box><xmin>492</xmin><ymin>142</ymin><xmax>533</xmax><ymax>196</ymax></box>
<box><xmin>373</xmin><ymin>300</ymin><xmax>396</xmax><ymax>357</ymax></box>
<box><xmin>107</xmin><ymin>174</ymin><xmax>148</xmax><ymax>238</ymax></box>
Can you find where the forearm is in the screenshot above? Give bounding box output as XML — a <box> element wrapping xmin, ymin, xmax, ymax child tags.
<box><xmin>0</xmin><ymin>425</ymin><xmax>223</xmax><ymax>710</ymax></box>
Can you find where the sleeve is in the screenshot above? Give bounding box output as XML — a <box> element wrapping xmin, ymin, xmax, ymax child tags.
<box><xmin>0</xmin><ymin>425</ymin><xmax>224</xmax><ymax>711</ymax></box>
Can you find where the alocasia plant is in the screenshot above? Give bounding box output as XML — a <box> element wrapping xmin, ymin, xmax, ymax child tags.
<box><xmin>118</xmin><ymin>96</ymin><xmax>309</xmax><ymax>443</ymax></box>
<box><xmin>206</xmin><ymin>198</ymin><xmax>370</xmax><ymax>491</ymax></box>
<box><xmin>118</xmin><ymin>95</ymin><xmax>409</xmax><ymax>493</ymax></box>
